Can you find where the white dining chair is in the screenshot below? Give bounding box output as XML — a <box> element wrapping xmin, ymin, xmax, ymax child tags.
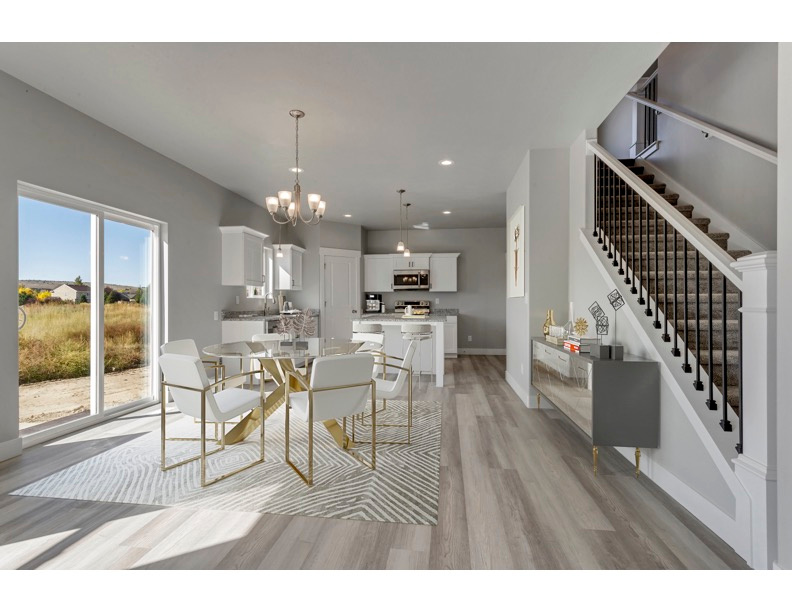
<box><xmin>159</xmin><ymin>353</ymin><xmax>265</xmax><ymax>487</ymax></box>
<box><xmin>370</xmin><ymin>338</ymin><xmax>418</xmax><ymax>444</ymax></box>
<box><xmin>284</xmin><ymin>353</ymin><xmax>376</xmax><ymax>486</ymax></box>
<box><xmin>161</xmin><ymin>338</ymin><xmax>224</xmax><ymax>383</ymax></box>
<box><xmin>353</xmin><ymin>322</ymin><xmax>385</xmax><ymax>377</ymax></box>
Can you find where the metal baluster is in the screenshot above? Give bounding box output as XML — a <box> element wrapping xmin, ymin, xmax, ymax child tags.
<box><xmin>682</xmin><ymin>238</ymin><xmax>692</xmax><ymax>373</ymax></box>
<box><xmin>644</xmin><ymin>201</ymin><xmax>652</xmax><ymax>315</ymax></box>
<box><xmin>594</xmin><ymin>158</ymin><xmax>600</xmax><ymax>240</ymax></box>
<box><xmin>602</xmin><ymin>162</ymin><xmax>612</xmax><ymax>252</ymax></box>
<box><xmin>721</xmin><ymin>275</ymin><xmax>732</xmax><ymax>431</ymax></box>
<box><xmin>706</xmin><ymin>262</ymin><xmax>716</xmax><ymax>409</ymax></box>
<box><xmin>672</xmin><ymin>228</ymin><xmax>680</xmax><ymax>356</ymax></box>
<box><xmin>661</xmin><ymin>218</ymin><xmax>670</xmax><ymax>339</ymax></box>
<box><xmin>693</xmin><ymin>250</ymin><xmax>703</xmax><ymax>390</ymax></box>
<box><xmin>637</xmin><ymin>197</ymin><xmax>644</xmax><ymax>303</ymax></box>
<box><xmin>653</xmin><ymin>206</ymin><xmax>660</xmax><ymax>327</ymax></box>
<box><xmin>613</xmin><ymin>175</ymin><xmax>620</xmax><ymax>267</ymax></box>
<box><xmin>736</xmin><ymin>291</ymin><xmax>743</xmax><ymax>453</ymax></box>
<box><xmin>617</xmin><ymin>176</ymin><xmax>624</xmax><ymax>274</ymax></box>
<box><xmin>628</xmin><ymin>185</ymin><xmax>634</xmax><ymax>287</ymax></box>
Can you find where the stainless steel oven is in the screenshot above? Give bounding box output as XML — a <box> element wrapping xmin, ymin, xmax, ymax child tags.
<box><xmin>393</xmin><ymin>269</ymin><xmax>429</xmax><ymax>290</ymax></box>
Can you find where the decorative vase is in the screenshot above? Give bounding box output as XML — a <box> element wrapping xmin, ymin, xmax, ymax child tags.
<box><xmin>542</xmin><ymin>309</ymin><xmax>556</xmax><ymax>336</ymax></box>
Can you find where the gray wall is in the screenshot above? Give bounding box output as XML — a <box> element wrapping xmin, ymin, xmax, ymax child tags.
<box><xmin>777</xmin><ymin>43</ymin><xmax>792</xmax><ymax>571</ymax></box>
<box><xmin>0</xmin><ymin>70</ymin><xmax>278</xmax><ymax>450</ymax></box>
<box><xmin>365</xmin><ymin>228</ymin><xmax>506</xmax><ymax>351</ymax></box>
<box><xmin>598</xmin><ymin>42</ymin><xmax>778</xmax><ymax>250</ymax></box>
<box><xmin>505</xmin><ymin>149</ymin><xmax>570</xmax><ymax>400</ymax></box>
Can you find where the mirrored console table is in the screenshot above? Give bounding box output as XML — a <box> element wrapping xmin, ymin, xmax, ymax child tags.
<box><xmin>531</xmin><ymin>338</ymin><xmax>659</xmax><ymax>476</ymax></box>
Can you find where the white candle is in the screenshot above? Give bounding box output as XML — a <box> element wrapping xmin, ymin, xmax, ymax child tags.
<box><xmin>569</xmin><ymin>301</ymin><xmax>574</xmax><ymax>323</ymax></box>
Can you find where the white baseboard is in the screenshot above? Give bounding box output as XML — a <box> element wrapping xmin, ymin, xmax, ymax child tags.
<box><xmin>505</xmin><ymin>371</ymin><xmax>540</xmax><ymax>408</ymax></box>
<box><xmin>458</xmin><ymin>348</ymin><xmax>506</xmax><ymax>355</ymax></box>
<box><xmin>773</xmin><ymin>562</ymin><xmax>786</xmax><ymax>570</ymax></box>
<box><xmin>0</xmin><ymin>437</ymin><xmax>23</xmax><ymax>463</ymax></box>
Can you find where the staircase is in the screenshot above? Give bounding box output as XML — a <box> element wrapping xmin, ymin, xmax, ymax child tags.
<box><xmin>595</xmin><ymin>156</ymin><xmax>745</xmax><ymax>440</ymax></box>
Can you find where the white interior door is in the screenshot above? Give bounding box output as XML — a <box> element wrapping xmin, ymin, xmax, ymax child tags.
<box><xmin>323</xmin><ymin>253</ymin><xmax>359</xmax><ymax>339</ymax></box>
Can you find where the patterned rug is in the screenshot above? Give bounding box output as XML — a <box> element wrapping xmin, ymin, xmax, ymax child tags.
<box><xmin>12</xmin><ymin>400</ymin><xmax>442</xmax><ymax>525</ymax></box>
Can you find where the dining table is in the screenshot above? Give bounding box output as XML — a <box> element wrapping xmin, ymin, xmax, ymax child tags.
<box><xmin>202</xmin><ymin>338</ymin><xmax>367</xmax><ymax>447</ymax></box>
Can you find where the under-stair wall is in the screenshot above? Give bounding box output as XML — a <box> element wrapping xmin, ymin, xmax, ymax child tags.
<box><xmin>566</xmin><ymin>130</ymin><xmax>755</xmax><ymax>563</ymax></box>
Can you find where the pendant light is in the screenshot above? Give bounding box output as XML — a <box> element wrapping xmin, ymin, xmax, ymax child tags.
<box><xmin>276</xmin><ymin>223</ymin><xmax>284</xmax><ymax>258</ymax></box>
<box><xmin>396</xmin><ymin>189</ymin><xmax>406</xmax><ymax>252</ymax></box>
<box><xmin>403</xmin><ymin>202</ymin><xmax>412</xmax><ymax>257</ymax></box>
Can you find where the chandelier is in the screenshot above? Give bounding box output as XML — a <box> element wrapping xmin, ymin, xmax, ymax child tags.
<box><xmin>265</xmin><ymin>110</ymin><xmax>326</xmax><ymax>225</ymax></box>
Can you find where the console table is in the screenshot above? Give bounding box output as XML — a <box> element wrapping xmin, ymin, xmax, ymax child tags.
<box><xmin>531</xmin><ymin>338</ymin><xmax>659</xmax><ymax>476</ymax></box>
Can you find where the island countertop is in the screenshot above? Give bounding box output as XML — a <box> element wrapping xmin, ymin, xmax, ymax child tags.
<box><xmin>358</xmin><ymin>314</ymin><xmax>447</xmax><ymax>323</ymax></box>
<box><xmin>222</xmin><ymin>309</ymin><xmax>320</xmax><ymax>321</ymax></box>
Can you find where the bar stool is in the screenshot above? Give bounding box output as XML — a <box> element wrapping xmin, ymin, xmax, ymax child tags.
<box><xmin>401</xmin><ymin>323</ymin><xmax>432</xmax><ymax>384</ymax></box>
<box><xmin>352</xmin><ymin>322</ymin><xmax>385</xmax><ymax>353</ymax></box>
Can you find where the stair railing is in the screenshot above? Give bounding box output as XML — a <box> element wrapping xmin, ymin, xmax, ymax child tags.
<box><xmin>588</xmin><ymin>141</ymin><xmax>744</xmax><ymax>452</ymax></box>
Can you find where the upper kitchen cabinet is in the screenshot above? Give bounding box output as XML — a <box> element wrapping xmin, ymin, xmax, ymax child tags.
<box><xmin>220</xmin><ymin>226</ymin><xmax>268</xmax><ymax>287</ymax></box>
<box><xmin>275</xmin><ymin>244</ymin><xmax>306</xmax><ymax>291</ymax></box>
<box><xmin>398</xmin><ymin>253</ymin><xmax>431</xmax><ymax>270</ymax></box>
<box><xmin>364</xmin><ymin>254</ymin><xmax>395</xmax><ymax>292</ymax></box>
<box><xmin>429</xmin><ymin>253</ymin><xmax>460</xmax><ymax>292</ymax></box>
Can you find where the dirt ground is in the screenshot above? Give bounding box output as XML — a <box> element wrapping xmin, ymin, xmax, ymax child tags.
<box><xmin>19</xmin><ymin>367</ymin><xmax>150</xmax><ymax>429</ymax></box>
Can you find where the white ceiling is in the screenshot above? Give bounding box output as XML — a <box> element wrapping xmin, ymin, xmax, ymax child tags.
<box><xmin>0</xmin><ymin>42</ymin><xmax>666</xmax><ymax>230</ymax></box>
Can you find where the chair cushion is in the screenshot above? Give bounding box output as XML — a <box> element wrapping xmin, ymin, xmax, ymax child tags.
<box><xmin>213</xmin><ymin>388</ymin><xmax>261</xmax><ymax>420</ymax></box>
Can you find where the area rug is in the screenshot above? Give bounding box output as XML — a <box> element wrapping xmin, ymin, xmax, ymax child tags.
<box><xmin>11</xmin><ymin>400</ymin><xmax>442</xmax><ymax>526</ymax></box>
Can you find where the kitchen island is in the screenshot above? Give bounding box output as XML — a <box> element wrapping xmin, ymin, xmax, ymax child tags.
<box><xmin>356</xmin><ymin>314</ymin><xmax>445</xmax><ymax>387</ymax></box>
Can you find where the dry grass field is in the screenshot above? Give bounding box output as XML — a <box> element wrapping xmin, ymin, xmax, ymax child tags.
<box><xmin>18</xmin><ymin>302</ymin><xmax>149</xmax><ymax>384</ymax></box>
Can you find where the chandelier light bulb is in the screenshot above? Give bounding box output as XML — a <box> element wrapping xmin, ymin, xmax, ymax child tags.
<box><xmin>278</xmin><ymin>191</ymin><xmax>292</xmax><ymax>208</ymax></box>
<box><xmin>317</xmin><ymin>201</ymin><xmax>326</xmax><ymax>217</ymax></box>
<box><xmin>307</xmin><ymin>193</ymin><xmax>321</xmax><ymax>211</ymax></box>
<box><xmin>265</xmin><ymin>197</ymin><xmax>279</xmax><ymax>213</ymax></box>
<box><xmin>287</xmin><ymin>201</ymin><xmax>296</xmax><ymax>218</ymax></box>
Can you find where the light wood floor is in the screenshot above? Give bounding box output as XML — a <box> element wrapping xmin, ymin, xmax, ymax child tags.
<box><xmin>0</xmin><ymin>356</ymin><xmax>747</xmax><ymax>569</ymax></box>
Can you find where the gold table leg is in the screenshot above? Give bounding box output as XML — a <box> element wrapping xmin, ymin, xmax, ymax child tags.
<box><xmin>635</xmin><ymin>447</ymin><xmax>641</xmax><ymax>478</ymax></box>
<box><xmin>593</xmin><ymin>445</ymin><xmax>599</xmax><ymax>477</ymax></box>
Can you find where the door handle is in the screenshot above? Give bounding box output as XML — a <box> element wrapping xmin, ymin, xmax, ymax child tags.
<box><xmin>352</xmin><ymin>309</ymin><xmax>358</xmax><ymax>314</ymax></box>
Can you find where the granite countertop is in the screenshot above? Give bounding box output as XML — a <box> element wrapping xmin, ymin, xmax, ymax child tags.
<box><xmin>433</xmin><ymin>309</ymin><xmax>459</xmax><ymax>316</ymax></box>
<box><xmin>359</xmin><ymin>313</ymin><xmax>447</xmax><ymax>323</ymax></box>
<box><xmin>222</xmin><ymin>309</ymin><xmax>319</xmax><ymax>321</ymax></box>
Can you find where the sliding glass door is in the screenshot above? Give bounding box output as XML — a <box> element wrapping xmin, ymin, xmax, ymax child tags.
<box><xmin>18</xmin><ymin>185</ymin><xmax>163</xmax><ymax>439</ymax></box>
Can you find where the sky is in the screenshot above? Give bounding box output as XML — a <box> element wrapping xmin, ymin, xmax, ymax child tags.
<box><xmin>18</xmin><ymin>197</ymin><xmax>151</xmax><ymax>287</ymax></box>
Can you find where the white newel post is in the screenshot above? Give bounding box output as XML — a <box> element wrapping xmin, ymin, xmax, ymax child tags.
<box><xmin>732</xmin><ymin>252</ymin><xmax>777</xmax><ymax>570</ymax></box>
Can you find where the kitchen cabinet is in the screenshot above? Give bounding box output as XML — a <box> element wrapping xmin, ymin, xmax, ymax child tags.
<box><xmin>364</xmin><ymin>255</ymin><xmax>395</xmax><ymax>292</ymax></box>
<box><xmin>220</xmin><ymin>226</ymin><xmax>268</xmax><ymax>287</ymax></box>
<box><xmin>429</xmin><ymin>253</ymin><xmax>459</xmax><ymax>292</ymax></box>
<box><xmin>275</xmin><ymin>244</ymin><xmax>305</xmax><ymax>291</ymax></box>
<box><xmin>444</xmin><ymin>315</ymin><xmax>458</xmax><ymax>357</ymax></box>
<box><xmin>397</xmin><ymin>253</ymin><xmax>431</xmax><ymax>270</ymax></box>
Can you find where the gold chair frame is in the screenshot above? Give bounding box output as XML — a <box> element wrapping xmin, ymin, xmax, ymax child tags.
<box><xmin>284</xmin><ymin>369</ymin><xmax>376</xmax><ymax>486</ymax></box>
<box><xmin>161</xmin><ymin>368</ymin><xmax>265</xmax><ymax>487</ymax></box>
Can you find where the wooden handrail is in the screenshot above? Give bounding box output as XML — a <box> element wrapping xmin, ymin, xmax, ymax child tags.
<box><xmin>587</xmin><ymin>141</ymin><xmax>744</xmax><ymax>289</ymax></box>
<box><xmin>625</xmin><ymin>93</ymin><xmax>778</xmax><ymax>165</ymax></box>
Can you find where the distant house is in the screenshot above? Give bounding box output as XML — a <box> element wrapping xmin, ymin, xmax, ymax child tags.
<box><xmin>52</xmin><ymin>283</ymin><xmax>91</xmax><ymax>302</ymax></box>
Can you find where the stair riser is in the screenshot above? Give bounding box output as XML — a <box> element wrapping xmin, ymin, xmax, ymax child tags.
<box><xmin>675</xmin><ymin>330</ymin><xmax>739</xmax><ymax>351</ymax></box>
<box><xmin>609</xmin><ymin>220</ymin><xmax>710</xmax><ymax>232</ymax></box>
<box><xmin>602</xmin><ymin>205</ymin><xmax>690</xmax><ymax>217</ymax></box>
<box><xmin>606</xmin><ymin>234</ymin><xmax>730</xmax><ymax>248</ymax></box>
<box><xmin>662</xmin><ymin>302</ymin><xmax>742</xmax><ymax>320</ymax></box>
<box><xmin>597</xmin><ymin>184</ymin><xmax>666</xmax><ymax>194</ymax></box>
<box><xmin>624</xmin><ymin>255</ymin><xmax>740</xmax><ymax>272</ymax></box>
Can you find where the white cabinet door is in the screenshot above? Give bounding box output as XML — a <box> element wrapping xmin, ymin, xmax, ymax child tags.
<box><xmin>243</xmin><ymin>233</ymin><xmax>264</xmax><ymax>287</ymax></box>
<box><xmin>291</xmin><ymin>249</ymin><xmax>303</xmax><ymax>290</ymax></box>
<box><xmin>402</xmin><ymin>253</ymin><xmax>431</xmax><ymax>270</ymax></box>
<box><xmin>364</xmin><ymin>255</ymin><xmax>394</xmax><ymax>292</ymax></box>
<box><xmin>220</xmin><ymin>226</ymin><xmax>267</xmax><ymax>287</ymax></box>
<box><xmin>443</xmin><ymin>316</ymin><xmax>458</xmax><ymax>356</ymax></box>
<box><xmin>429</xmin><ymin>253</ymin><xmax>459</xmax><ymax>292</ymax></box>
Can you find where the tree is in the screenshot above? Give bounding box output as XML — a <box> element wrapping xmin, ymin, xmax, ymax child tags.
<box><xmin>74</xmin><ymin>275</ymin><xmax>83</xmax><ymax>284</ymax></box>
<box><xmin>134</xmin><ymin>286</ymin><xmax>148</xmax><ymax>305</ymax></box>
<box><xmin>104</xmin><ymin>287</ymin><xmax>124</xmax><ymax>304</ymax></box>
<box><xmin>18</xmin><ymin>285</ymin><xmax>35</xmax><ymax>306</ymax></box>
<box><xmin>79</xmin><ymin>293</ymin><xmax>89</xmax><ymax>304</ymax></box>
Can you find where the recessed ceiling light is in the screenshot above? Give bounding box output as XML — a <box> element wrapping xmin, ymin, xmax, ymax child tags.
<box><xmin>439</xmin><ymin>159</ymin><xmax>454</xmax><ymax>166</ymax></box>
<box><xmin>344</xmin><ymin>214</ymin><xmax>352</xmax><ymax>218</ymax></box>
<box><xmin>443</xmin><ymin>211</ymin><xmax>452</xmax><ymax>215</ymax></box>
<box><xmin>289</xmin><ymin>167</ymin><xmax>303</xmax><ymax>173</ymax></box>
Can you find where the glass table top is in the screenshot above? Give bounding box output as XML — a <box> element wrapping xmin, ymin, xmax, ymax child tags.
<box><xmin>202</xmin><ymin>338</ymin><xmax>367</xmax><ymax>360</ymax></box>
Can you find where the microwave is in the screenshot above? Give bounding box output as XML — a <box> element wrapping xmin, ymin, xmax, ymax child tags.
<box><xmin>393</xmin><ymin>269</ymin><xmax>429</xmax><ymax>290</ymax></box>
